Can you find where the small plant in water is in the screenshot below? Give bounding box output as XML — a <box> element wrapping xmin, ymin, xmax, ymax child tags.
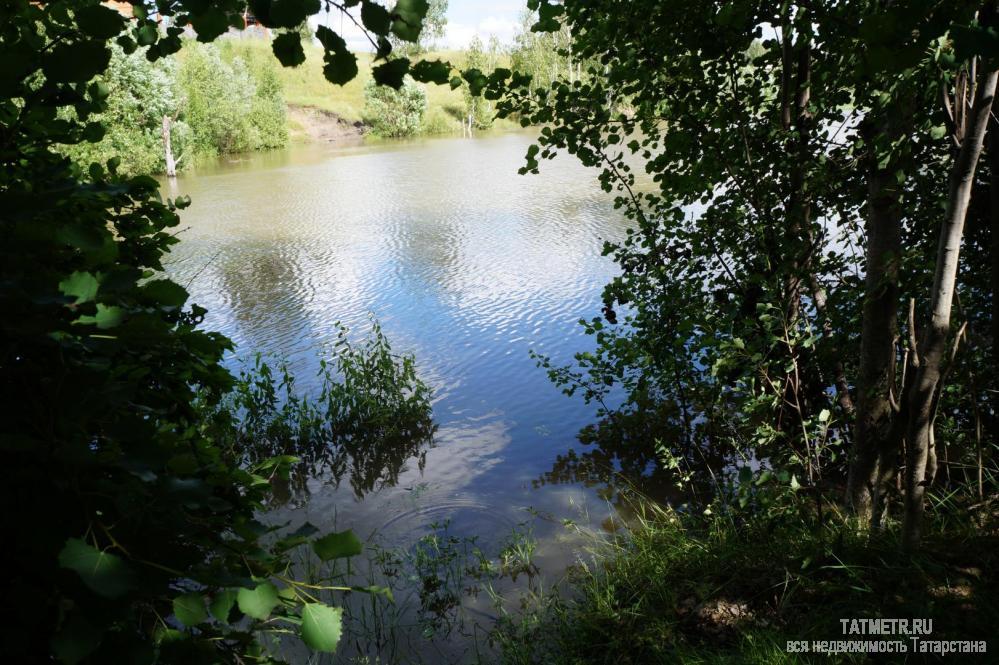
<box><xmin>199</xmin><ymin>319</ymin><xmax>435</xmax><ymax>504</ymax></box>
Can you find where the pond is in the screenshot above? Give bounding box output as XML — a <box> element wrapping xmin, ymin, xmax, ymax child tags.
<box><xmin>163</xmin><ymin>132</ymin><xmax>655</xmax><ymax>661</ymax></box>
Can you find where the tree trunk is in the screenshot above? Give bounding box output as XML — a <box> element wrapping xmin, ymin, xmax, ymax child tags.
<box><xmin>989</xmin><ymin>119</ymin><xmax>999</xmax><ymax>447</ymax></box>
<box><xmin>162</xmin><ymin>115</ymin><xmax>177</xmax><ymax>178</ymax></box>
<box><xmin>902</xmin><ymin>65</ymin><xmax>999</xmax><ymax>550</ymax></box>
<box><xmin>847</xmin><ymin>117</ymin><xmax>903</xmax><ymax>524</ymax></box>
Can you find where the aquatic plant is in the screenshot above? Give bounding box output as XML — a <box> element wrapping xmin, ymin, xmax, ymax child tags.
<box><xmin>200</xmin><ymin>320</ymin><xmax>436</xmax><ymax>504</ymax></box>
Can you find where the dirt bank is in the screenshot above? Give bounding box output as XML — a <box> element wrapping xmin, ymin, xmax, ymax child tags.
<box><xmin>288</xmin><ymin>105</ymin><xmax>367</xmax><ymax>145</ymax></box>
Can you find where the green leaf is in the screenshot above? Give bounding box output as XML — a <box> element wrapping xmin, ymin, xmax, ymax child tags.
<box><xmin>533</xmin><ymin>0</ymin><xmax>564</xmax><ymax>32</ymax></box>
<box><xmin>76</xmin><ymin>304</ymin><xmax>126</xmax><ymax>329</ymax></box>
<box><xmin>270</xmin><ymin>0</ymin><xmax>320</xmax><ymax>29</ymax></box>
<box><xmin>42</xmin><ymin>41</ymin><xmax>111</xmax><ymax>83</ymax></box>
<box><xmin>817</xmin><ymin>408</ymin><xmax>831</xmax><ymax>423</ymax></box>
<box><xmin>135</xmin><ymin>23</ymin><xmax>159</xmax><ymax>47</ymax></box>
<box><xmin>410</xmin><ymin>59</ymin><xmax>450</xmax><ymax>85</ymax></box>
<box><xmin>58</xmin><ymin>538</ymin><xmax>135</xmax><ymax>598</ymax></box>
<box><xmin>190</xmin><ymin>8</ymin><xmax>230</xmax><ymax>42</ymax></box>
<box><xmin>59</xmin><ymin>272</ymin><xmax>99</xmax><ymax>304</ymax></box>
<box><xmin>76</xmin><ymin>5</ymin><xmax>127</xmax><ymax>39</ymax></box>
<box><xmin>361</xmin><ymin>1</ymin><xmax>392</xmax><ymax>34</ymax></box>
<box><xmin>462</xmin><ymin>67</ymin><xmax>488</xmax><ymax>96</ymax></box>
<box><xmin>273</xmin><ymin>32</ymin><xmax>306</xmax><ymax>67</ymax></box>
<box><xmin>209</xmin><ymin>589</ymin><xmax>239</xmax><ymax>623</ymax></box>
<box><xmin>173</xmin><ymin>592</ymin><xmax>208</xmax><ymax>627</ymax></box>
<box><xmin>51</xmin><ymin>614</ymin><xmax>104</xmax><ymax>665</ymax></box>
<box><xmin>142</xmin><ymin>279</ymin><xmax>188</xmax><ymax>307</ymax></box>
<box><xmin>237</xmin><ymin>582</ymin><xmax>280</xmax><ymax>620</ymax></box>
<box><xmin>316</xmin><ymin>25</ymin><xmax>347</xmax><ymax>53</ymax></box>
<box><xmin>312</xmin><ymin>530</ymin><xmax>363</xmax><ymax>560</ymax></box>
<box><xmin>390</xmin><ymin>0</ymin><xmax>429</xmax><ymax>42</ymax></box>
<box><xmin>372</xmin><ymin>58</ymin><xmax>409</xmax><ymax>89</ymax></box>
<box><xmin>57</xmin><ymin>224</ymin><xmax>109</xmax><ymax>253</ymax></box>
<box><xmin>323</xmin><ymin>51</ymin><xmax>359</xmax><ymax>85</ymax></box>
<box><xmin>300</xmin><ymin>603</ymin><xmax>343</xmax><ymax>652</ymax></box>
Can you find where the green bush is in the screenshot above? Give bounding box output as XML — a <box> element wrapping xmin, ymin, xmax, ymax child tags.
<box><xmin>175</xmin><ymin>42</ymin><xmax>289</xmax><ymax>161</ymax></box>
<box><xmin>60</xmin><ymin>41</ymin><xmax>289</xmax><ymax>175</ymax></box>
<box><xmin>421</xmin><ymin>105</ymin><xmax>460</xmax><ymax>134</ymax></box>
<box><xmin>363</xmin><ymin>76</ymin><xmax>428</xmax><ymax>138</ymax></box>
<box><xmin>59</xmin><ymin>46</ymin><xmax>186</xmax><ymax>177</ymax></box>
<box><xmin>201</xmin><ymin>321</ymin><xmax>435</xmax><ymax>500</ymax></box>
<box><xmin>218</xmin><ymin>40</ymin><xmax>289</xmax><ymax>149</ymax></box>
<box><xmin>177</xmin><ymin>44</ymin><xmax>257</xmax><ymax>157</ymax></box>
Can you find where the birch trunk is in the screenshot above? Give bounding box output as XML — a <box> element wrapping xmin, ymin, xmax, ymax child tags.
<box><xmin>162</xmin><ymin>115</ymin><xmax>177</xmax><ymax>178</ymax></box>
<box><xmin>902</xmin><ymin>66</ymin><xmax>999</xmax><ymax>549</ymax></box>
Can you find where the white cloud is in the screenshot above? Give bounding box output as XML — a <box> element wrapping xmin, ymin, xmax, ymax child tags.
<box><xmin>443</xmin><ymin>15</ymin><xmax>520</xmax><ymax>49</ymax></box>
<box><xmin>309</xmin><ymin>7</ymin><xmax>372</xmax><ymax>52</ymax></box>
<box><xmin>309</xmin><ymin>2</ymin><xmax>524</xmax><ymax>52</ymax></box>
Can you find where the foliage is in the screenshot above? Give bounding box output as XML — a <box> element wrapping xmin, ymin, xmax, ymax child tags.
<box><xmin>389</xmin><ymin>0</ymin><xmax>449</xmax><ymax>55</ymax></box>
<box><xmin>364</xmin><ymin>75</ymin><xmax>428</xmax><ymax>137</ymax></box>
<box><xmin>461</xmin><ymin>36</ymin><xmax>501</xmax><ymax>129</ymax></box>
<box><xmin>490</xmin><ymin>0</ymin><xmax>999</xmax><ymax>546</ymax></box>
<box><xmin>60</xmin><ymin>40</ymin><xmax>290</xmax><ymax>175</ymax></box>
<box><xmin>509</xmin><ymin>9</ymin><xmax>579</xmax><ymax>91</ymax></box>
<box><xmin>220</xmin><ymin>40</ymin><xmax>291</xmax><ymax>150</ymax></box>
<box><xmin>200</xmin><ymin>321</ymin><xmax>435</xmax><ymax>502</ymax></box>
<box><xmin>177</xmin><ymin>42</ymin><xmax>288</xmax><ymax>160</ymax></box>
<box><xmin>0</xmin><ymin>0</ymin><xmax>444</xmax><ymax>660</ymax></box>
<box><xmin>492</xmin><ymin>495</ymin><xmax>999</xmax><ymax>664</ymax></box>
<box><xmin>59</xmin><ymin>45</ymin><xmax>185</xmax><ymax>177</ymax></box>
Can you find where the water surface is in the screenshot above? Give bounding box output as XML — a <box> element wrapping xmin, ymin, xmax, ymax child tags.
<box><xmin>163</xmin><ymin>132</ymin><xmax>641</xmax><ymax>660</ymax></box>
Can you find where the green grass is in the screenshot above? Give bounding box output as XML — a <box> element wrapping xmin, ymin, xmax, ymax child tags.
<box><xmin>216</xmin><ymin>40</ymin><xmax>517</xmax><ymax>134</ymax></box>
<box><xmin>491</xmin><ymin>497</ymin><xmax>999</xmax><ymax>664</ymax></box>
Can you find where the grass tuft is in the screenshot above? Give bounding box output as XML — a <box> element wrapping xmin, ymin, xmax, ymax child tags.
<box><xmin>491</xmin><ymin>498</ymin><xmax>999</xmax><ymax>664</ymax></box>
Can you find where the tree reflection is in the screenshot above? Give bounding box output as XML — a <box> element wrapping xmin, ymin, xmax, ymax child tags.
<box><xmin>536</xmin><ymin>407</ymin><xmax>727</xmax><ymax>525</ymax></box>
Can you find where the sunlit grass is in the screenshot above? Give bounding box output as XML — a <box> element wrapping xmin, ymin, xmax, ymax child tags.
<box><xmin>214</xmin><ymin>39</ymin><xmax>517</xmax><ymax>134</ymax></box>
<box><xmin>490</xmin><ymin>495</ymin><xmax>999</xmax><ymax>664</ymax></box>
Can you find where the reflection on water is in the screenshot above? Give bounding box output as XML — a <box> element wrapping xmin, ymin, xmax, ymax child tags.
<box><xmin>164</xmin><ymin>133</ymin><xmax>659</xmax><ymax>661</ymax></box>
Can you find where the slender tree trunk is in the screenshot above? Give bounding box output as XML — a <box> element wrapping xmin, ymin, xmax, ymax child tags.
<box><xmin>902</xmin><ymin>65</ymin><xmax>999</xmax><ymax>550</ymax></box>
<box><xmin>847</xmin><ymin>117</ymin><xmax>904</xmax><ymax>524</ymax></box>
<box><xmin>162</xmin><ymin>115</ymin><xmax>177</xmax><ymax>178</ymax></box>
<box><xmin>989</xmin><ymin>119</ymin><xmax>999</xmax><ymax>445</ymax></box>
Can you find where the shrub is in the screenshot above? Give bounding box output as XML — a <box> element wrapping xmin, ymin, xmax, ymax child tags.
<box><xmin>218</xmin><ymin>40</ymin><xmax>289</xmax><ymax>149</ymax></box>
<box><xmin>177</xmin><ymin>43</ymin><xmax>257</xmax><ymax>158</ymax></box>
<box><xmin>201</xmin><ymin>320</ymin><xmax>435</xmax><ymax>501</ymax></box>
<box><xmin>420</xmin><ymin>106</ymin><xmax>460</xmax><ymax>134</ymax></box>
<box><xmin>363</xmin><ymin>76</ymin><xmax>428</xmax><ymax>138</ymax></box>
<box><xmin>59</xmin><ymin>46</ymin><xmax>185</xmax><ymax>177</ymax></box>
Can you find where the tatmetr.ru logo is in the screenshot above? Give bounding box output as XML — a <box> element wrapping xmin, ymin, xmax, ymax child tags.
<box><xmin>786</xmin><ymin>617</ymin><xmax>988</xmax><ymax>656</ymax></box>
<box><xmin>839</xmin><ymin>618</ymin><xmax>933</xmax><ymax>635</ymax></box>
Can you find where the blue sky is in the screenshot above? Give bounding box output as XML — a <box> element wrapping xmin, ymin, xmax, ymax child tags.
<box><xmin>442</xmin><ymin>0</ymin><xmax>526</xmax><ymax>47</ymax></box>
<box><xmin>319</xmin><ymin>0</ymin><xmax>529</xmax><ymax>51</ymax></box>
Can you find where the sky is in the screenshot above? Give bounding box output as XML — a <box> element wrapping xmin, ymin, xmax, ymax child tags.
<box><xmin>315</xmin><ymin>0</ymin><xmax>528</xmax><ymax>52</ymax></box>
<box><xmin>441</xmin><ymin>0</ymin><xmax>526</xmax><ymax>48</ymax></box>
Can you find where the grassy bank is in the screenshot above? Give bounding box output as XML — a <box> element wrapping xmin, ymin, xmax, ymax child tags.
<box><xmin>61</xmin><ymin>38</ymin><xmax>521</xmax><ymax>177</ymax></box>
<box><xmin>492</xmin><ymin>497</ymin><xmax>998</xmax><ymax>664</ymax></box>
<box><xmin>221</xmin><ymin>39</ymin><xmax>520</xmax><ymax>140</ymax></box>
